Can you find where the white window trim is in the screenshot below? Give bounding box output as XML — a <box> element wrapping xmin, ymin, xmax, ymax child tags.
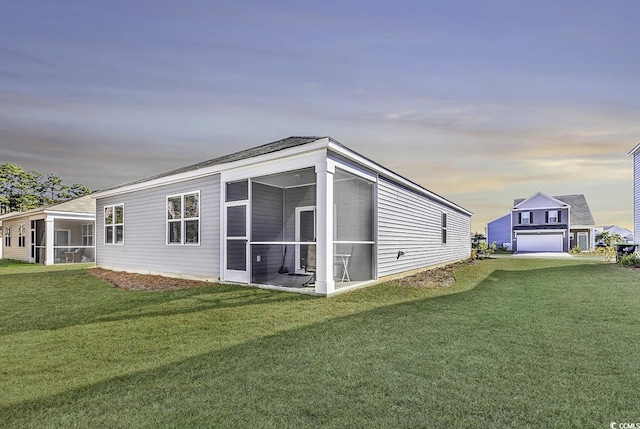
<box><xmin>166</xmin><ymin>191</ymin><xmax>201</xmax><ymax>246</ymax></box>
<box><xmin>548</xmin><ymin>210</ymin><xmax>559</xmax><ymax>223</ymax></box>
<box><xmin>18</xmin><ymin>223</ymin><xmax>26</xmax><ymax>247</ymax></box>
<box><xmin>82</xmin><ymin>223</ymin><xmax>94</xmax><ymax>246</ymax></box>
<box><xmin>441</xmin><ymin>212</ymin><xmax>447</xmax><ymax>245</ymax></box>
<box><xmin>521</xmin><ymin>212</ymin><xmax>531</xmax><ymax>224</ymax></box>
<box><xmin>4</xmin><ymin>225</ymin><xmax>11</xmax><ymax>247</ymax></box>
<box><xmin>104</xmin><ymin>203</ymin><xmax>124</xmax><ymax>245</ymax></box>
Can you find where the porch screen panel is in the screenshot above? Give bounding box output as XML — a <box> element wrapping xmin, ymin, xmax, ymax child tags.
<box><xmin>227</xmin><ymin>206</ymin><xmax>246</xmax><ymax>237</ymax></box>
<box><xmin>226</xmin><ymin>180</ymin><xmax>248</xmax><ymax>202</ymax></box>
<box><xmin>333</xmin><ymin>168</ymin><xmax>375</xmax><ymax>281</ymax></box>
<box><xmin>227</xmin><ymin>241</ymin><xmax>246</xmax><ymax>270</ymax></box>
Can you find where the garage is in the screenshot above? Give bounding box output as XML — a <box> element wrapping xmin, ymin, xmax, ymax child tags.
<box><xmin>517</xmin><ymin>234</ymin><xmax>564</xmax><ymax>252</ymax></box>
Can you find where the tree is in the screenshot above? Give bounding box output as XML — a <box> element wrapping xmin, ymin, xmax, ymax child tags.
<box><xmin>471</xmin><ymin>232</ymin><xmax>486</xmax><ymax>249</ymax></box>
<box><xmin>0</xmin><ymin>163</ymin><xmax>91</xmax><ymax>213</ymax></box>
<box><xmin>595</xmin><ymin>230</ymin><xmax>624</xmax><ymax>262</ymax></box>
<box><xmin>595</xmin><ymin>230</ymin><xmax>624</xmax><ymax>248</ymax></box>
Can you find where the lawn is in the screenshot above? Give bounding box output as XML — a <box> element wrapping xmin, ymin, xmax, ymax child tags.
<box><xmin>1</xmin><ymin>257</ymin><xmax>639</xmax><ymax>428</ymax></box>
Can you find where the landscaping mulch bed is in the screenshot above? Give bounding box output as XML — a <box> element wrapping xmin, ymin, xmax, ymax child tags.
<box><xmin>394</xmin><ymin>259</ymin><xmax>475</xmax><ymax>288</ymax></box>
<box><xmin>88</xmin><ymin>268</ymin><xmax>212</xmax><ymax>291</ymax></box>
<box><xmin>89</xmin><ymin>259</ymin><xmax>475</xmax><ymax>291</ymax></box>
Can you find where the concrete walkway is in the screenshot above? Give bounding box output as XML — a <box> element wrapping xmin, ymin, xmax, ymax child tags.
<box><xmin>510</xmin><ymin>252</ymin><xmax>574</xmax><ymax>258</ymax></box>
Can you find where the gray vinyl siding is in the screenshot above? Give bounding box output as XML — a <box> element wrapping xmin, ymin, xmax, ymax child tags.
<box><xmin>96</xmin><ymin>174</ymin><xmax>220</xmax><ymax>278</ymax></box>
<box><xmin>511</xmin><ymin>207</ymin><xmax>570</xmax><ymax>252</ymax></box>
<box><xmin>377</xmin><ymin>178</ymin><xmax>471</xmax><ymax>278</ymax></box>
<box><xmin>635</xmin><ymin>152</ymin><xmax>640</xmax><ymax>244</ymax></box>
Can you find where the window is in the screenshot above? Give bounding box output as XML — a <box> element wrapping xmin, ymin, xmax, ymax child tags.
<box><xmin>167</xmin><ymin>191</ymin><xmax>200</xmax><ymax>245</ymax></box>
<box><xmin>82</xmin><ymin>224</ymin><xmax>94</xmax><ymax>246</ymax></box>
<box><xmin>4</xmin><ymin>226</ymin><xmax>10</xmax><ymax>247</ymax></box>
<box><xmin>18</xmin><ymin>223</ymin><xmax>26</xmax><ymax>247</ymax></box>
<box><xmin>520</xmin><ymin>211</ymin><xmax>532</xmax><ymax>224</ymax></box>
<box><xmin>546</xmin><ymin>210</ymin><xmax>560</xmax><ymax>223</ymax></box>
<box><xmin>104</xmin><ymin>204</ymin><xmax>124</xmax><ymax>244</ymax></box>
<box><xmin>441</xmin><ymin>212</ymin><xmax>447</xmax><ymax>244</ymax></box>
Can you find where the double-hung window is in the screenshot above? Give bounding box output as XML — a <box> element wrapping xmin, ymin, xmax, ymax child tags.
<box><xmin>18</xmin><ymin>223</ymin><xmax>26</xmax><ymax>247</ymax></box>
<box><xmin>83</xmin><ymin>224</ymin><xmax>94</xmax><ymax>246</ymax></box>
<box><xmin>547</xmin><ymin>210</ymin><xmax>559</xmax><ymax>223</ymax></box>
<box><xmin>167</xmin><ymin>191</ymin><xmax>200</xmax><ymax>245</ymax></box>
<box><xmin>4</xmin><ymin>226</ymin><xmax>10</xmax><ymax>247</ymax></box>
<box><xmin>104</xmin><ymin>204</ymin><xmax>124</xmax><ymax>244</ymax></box>
<box><xmin>520</xmin><ymin>211</ymin><xmax>532</xmax><ymax>224</ymax></box>
<box><xmin>441</xmin><ymin>212</ymin><xmax>447</xmax><ymax>244</ymax></box>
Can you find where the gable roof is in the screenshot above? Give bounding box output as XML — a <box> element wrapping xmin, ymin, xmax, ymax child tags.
<box><xmin>513</xmin><ymin>193</ymin><xmax>595</xmax><ymax>226</ymax></box>
<box><xmin>628</xmin><ymin>143</ymin><xmax>640</xmax><ymax>156</ymax></box>
<box><xmin>98</xmin><ymin>136</ymin><xmax>328</xmax><ymax>193</ymax></box>
<box><xmin>0</xmin><ymin>195</ymin><xmax>95</xmax><ymax>221</ymax></box>
<box><xmin>94</xmin><ymin>136</ymin><xmax>473</xmax><ymax>216</ymax></box>
<box><xmin>513</xmin><ymin>191</ymin><xmax>568</xmax><ymax>210</ymax></box>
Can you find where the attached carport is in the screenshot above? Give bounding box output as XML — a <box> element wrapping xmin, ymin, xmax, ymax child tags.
<box><xmin>516</xmin><ymin>233</ymin><xmax>564</xmax><ymax>252</ymax></box>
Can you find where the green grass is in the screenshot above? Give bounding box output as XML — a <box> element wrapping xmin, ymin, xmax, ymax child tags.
<box><xmin>1</xmin><ymin>258</ymin><xmax>639</xmax><ymax>428</ymax></box>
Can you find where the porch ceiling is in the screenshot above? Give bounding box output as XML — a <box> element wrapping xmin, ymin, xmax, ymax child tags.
<box><xmin>252</xmin><ymin>168</ymin><xmax>315</xmax><ymax>188</ymax></box>
<box><xmin>251</xmin><ymin>167</ymin><xmax>359</xmax><ymax>189</ymax></box>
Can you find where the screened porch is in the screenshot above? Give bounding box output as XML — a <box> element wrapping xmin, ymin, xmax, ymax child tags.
<box><xmin>31</xmin><ymin>218</ymin><xmax>96</xmax><ymax>264</ymax></box>
<box><xmin>224</xmin><ymin>165</ymin><xmax>375</xmax><ymax>293</ymax></box>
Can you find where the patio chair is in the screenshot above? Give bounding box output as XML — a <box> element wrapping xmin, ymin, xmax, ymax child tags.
<box><xmin>334</xmin><ymin>243</ymin><xmax>354</xmax><ymax>283</ymax></box>
<box><xmin>303</xmin><ymin>244</ymin><xmax>316</xmax><ymax>285</ymax></box>
<box><xmin>64</xmin><ymin>248</ymin><xmax>83</xmax><ymax>263</ymax></box>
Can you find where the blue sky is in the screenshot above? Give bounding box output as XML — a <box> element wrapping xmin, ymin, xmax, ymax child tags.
<box><xmin>1</xmin><ymin>0</ymin><xmax>639</xmax><ymax>232</ymax></box>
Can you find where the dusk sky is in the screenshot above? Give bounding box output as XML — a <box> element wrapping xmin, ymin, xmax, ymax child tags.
<box><xmin>1</xmin><ymin>1</ymin><xmax>639</xmax><ymax>232</ymax></box>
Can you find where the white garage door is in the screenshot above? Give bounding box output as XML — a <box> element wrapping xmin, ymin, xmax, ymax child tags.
<box><xmin>517</xmin><ymin>234</ymin><xmax>563</xmax><ymax>252</ymax></box>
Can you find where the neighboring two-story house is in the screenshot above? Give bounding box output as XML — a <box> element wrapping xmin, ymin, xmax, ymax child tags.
<box><xmin>487</xmin><ymin>192</ymin><xmax>596</xmax><ymax>253</ymax></box>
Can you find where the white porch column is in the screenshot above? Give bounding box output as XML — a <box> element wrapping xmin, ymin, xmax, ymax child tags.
<box><xmin>45</xmin><ymin>217</ymin><xmax>54</xmax><ymax>265</ymax></box>
<box><xmin>315</xmin><ymin>160</ymin><xmax>335</xmax><ymax>295</ymax></box>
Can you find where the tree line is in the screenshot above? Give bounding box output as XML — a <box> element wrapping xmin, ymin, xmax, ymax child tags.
<box><xmin>0</xmin><ymin>162</ymin><xmax>92</xmax><ymax>213</ymax></box>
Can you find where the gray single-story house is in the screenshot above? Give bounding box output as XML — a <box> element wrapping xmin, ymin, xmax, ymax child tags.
<box><xmin>92</xmin><ymin>136</ymin><xmax>472</xmax><ymax>296</ymax></box>
<box><xmin>0</xmin><ymin>195</ymin><xmax>96</xmax><ymax>264</ymax></box>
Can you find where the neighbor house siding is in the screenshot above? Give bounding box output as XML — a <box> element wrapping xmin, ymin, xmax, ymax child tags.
<box><xmin>96</xmin><ymin>174</ymin><xmax>220</xmax><ymax>278</ymax></box>
<box><xmin>511</xmin><ymin>207</ymin><xmax>570</xmax><ymax>252</ymax></box>
<box><xmin>2</xmin><ymin>217</ymin><xmax>29</xmax><ymax>262</ymax></box>
<box><xmin>377</xmin><ymin>178</ymin><xmax>471</xmax><ymax>278</ymax></box>
<box><xmin>635</xmin><ymin>152</ymin><xmax>640</xmax><ymax>243</ymax></box>
<box><xmin>487</xmin><ymin>214</ymin><xmax>511</xmax><ymax>248</ymax></box>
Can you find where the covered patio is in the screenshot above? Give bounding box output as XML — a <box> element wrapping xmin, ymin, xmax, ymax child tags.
<box><xmin>222</xmin><ymin>160</ymin><xmax>376</xmax><ymax>295</ymax></box>
<box><xmin>31</xmin><ymin>217</ymin><xmax>95</xmax><ymax>264</ymax></box>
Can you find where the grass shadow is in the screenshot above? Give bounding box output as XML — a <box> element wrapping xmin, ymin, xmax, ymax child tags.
<box><xmin>3</xmin><ymin>259</ymin><xmax>639</xmax><ymax>427</ymax></box>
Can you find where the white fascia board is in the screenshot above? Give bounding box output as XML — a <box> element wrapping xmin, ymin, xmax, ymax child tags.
<box><xmin>327</xmin><ymin>141</ymin><xmax>473</xmax><ymax>216</ymax></box>
<box><xmin>513</xmin><ymin>205</ymin><xmax>568</xmax><ymax>211</ymax></box>
<box><xmin>571</xmin><ymin>225</ymin><xmax>596</xmax><ymax>230</ymax></box>
<box><xmin>221</xmin><ymin>150</ymin><xmax>327</xmax><ymax>183</ymax></box>
<box><xmin>628</xmin><ymin>143</ymin><xmax>640</xmax><ymax>156</ymax></box>
<box><xmin>513</xmin><ymin>191</ymin><xmax>567</xmax><ymax>209</ymax></box>
<box><xmin>93</xmin><ymin>138</ymin><xmax>331</xmax><ymax>199</ymax></box>
<box><xmin>44</xmin><ymin>210</ymin><xmax>96</xmax><ymax>220</ymax></box>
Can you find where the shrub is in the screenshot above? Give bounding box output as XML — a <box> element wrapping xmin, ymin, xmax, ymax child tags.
<box><xmin>476</xmin><ymin>241</ymin><xmax>497</xmax><ymax>259</ymax></box>
<box><xmin>619</xmin><ymin>253</ymin><xmax>640</xmax><ymax>267</ymax></box>
<box><xmin>570</xmin><ymin>245</ymin><xmax>583</xmax><ymax>254</ymax></box>
<box><xmin>596</xmin><ymin>246</ymin><xmax>616</xmax><ymax>262</ymax></box>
